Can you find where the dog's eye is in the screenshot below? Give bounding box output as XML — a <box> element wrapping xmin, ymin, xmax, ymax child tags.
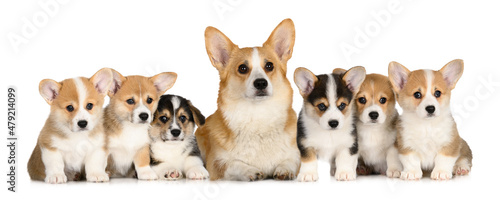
<box><xmin>265</xmin><ymin>62</ymin><xmax>274</xmax><ymax>72</ymax></box>
<box><xmin>238</xmin><ymin>64</ymin><xmax>249</xmax><ymax>74</ymax></box>
<box><xmin>358</xmin><ymin>97</ymin><xmax>366</xmax><ymax>104</ymax></box>
<box><xmin>179</xmin><ymin>115</ymin><xmax>187</xmax><ymax>123</ymax></box>
<box><xmin>379</xmin><ymin>97</ymin><xmax>387</xmax><ymax>104</ymax></box>
<box><xmin>126</xmin><ymin>98</ymin><xmax>135</xmax><ymax>105</ymax></box>
<box><xmin>317</xmin><ymin>103</ymin><xmax>327</xmax><ymax>111</ymax></box>
<box><xmin>414</xmin><ymin>92</ymin><xmax>422</xmax><ymax>99</ymax></box>
<box><xmin>86</xmin><ymin>103</ymin><xmax>93</xmax><ymax>110</ymax></box>
<box><xmin>159</xmin><ymin>116</ymin><xmax>169</xmax><ymax>123</ymax></box>
<box><xmin>147</xmin><ymin>97</ymin><xmax>153</xmax><ymax>104</ymax></box>
<box><xmin>338</xmin><ymin>102</ymin><xmax>347</xmax><ymax>111</ymax></box>
<box><xmin>66</xmin><ymin>105</ymin><xmax>74</xmax><ymax>112</ymax></box>
<box><xmin>434</xmin><ymin>90</ymin><xmax>441</xmax><ymax>98</ymax></box>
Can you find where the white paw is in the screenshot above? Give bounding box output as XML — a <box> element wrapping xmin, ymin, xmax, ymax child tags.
<box><xmin>400</xmin><ymin>170</ymin><xmax>422</xmax><ymax>180</ymax></box>
<box><xmin>45</xmin><ymin>173</ymin><xmax>67</xmax><ymax>184</ymax></box>
<box><xmin>335</xmin><ymin>170</ymin><xmax>356</xmax><ymax>181</ymax></box>
<box><xmin>86</xmin><ymin>172</ymin><xmax>109</xmax><ymax>182</ymax></box>
<box><xmin>241</xmin><ymin>168</ymin><xmax>264</xmax><ymax>181</ymax></box>
<box><xmin>164</xmin><ymin>169</ymin><xmax>183</xmax><ymax>180</ymax></box>
<box><xmin>186</xmin><ymin>166</ymin><xmax>209</xmax><ymax>180</ymax></box>
<box><xmin>297</xmin><ymin>171</ymin><xmax>318</xmax><ymax>182</ymax></box>
<box><xmin>454</xmin><ymin>166</ymin><xmax>470</xmax><ymax>176</ymax></box>
<box><xmin>386</xmin><ymin>169</ymin><xmax>401</xmax><ymax>178</ymax></box>
<box><xmin>431</xmin><ymin>170</ymin><xmax>452</xmax><ymax>180</ymax></box>
<box><xmin>137</xmin><ymin>168</ymin><xmax>158</xmax><ymax>180</ymax></box>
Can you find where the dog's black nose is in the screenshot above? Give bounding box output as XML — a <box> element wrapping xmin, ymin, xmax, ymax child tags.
<box><xmin>139</xmin><ymin>113</ymin><xmax>149</xmax><ymax>121</ymax></box>
<box><xmin>425</xmin><ymin>106</ymin><xmax>435</xmax><ymax>114</ymax></box>
<box><xmin>369</xmin><ymin>112</ymin><xmax>379</xmax><ymax>120</ymax></box>
<box><xmin>328</xmin><ymin>120</ymin><xmax>339</xmax><ymax>128</ymax></box>
<box><xmin>171</xmin><ymin>129</ymin><xmax>181</xmax><ymax>137</ymax></box>
<box><xmin>77</xmin><ymin>120</ymin><xmax>88</xmax><ymax>128</ymax></box>
<box><xmin>253</xmin><ymin>78</ymin><xmax>268</xmax><ymax>90</ymax></box>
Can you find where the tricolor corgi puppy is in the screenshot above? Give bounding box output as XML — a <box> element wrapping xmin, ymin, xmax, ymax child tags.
<box><xmin>388</xmin><ymin>59</ymin><xmax>472</xmax><ymax>180</ymax></box>
<box><xmin>294</xmin><ymin>66</ymin><xmax>366</xmax><ymax>181</ymax></box>
<box><xmin>104</xmin><ymin>70</ymin><xmax>177</xmax><ymax>180</ymax></box>
<box><xmin>196</xmin><ymin>19</ymin><xmax>300</xmax><ymax>181</ymax></box>
<box><xmin>150</xmin><ymin>95</ymin><xmax>209</xmax><ymax>180</ymax></box>
<box><xmin>354</xmin><ymin>73</ymin><xmax>402</xmax><ymax>178</ymax></box>
<box><xmin>28</xmin><ymin>68</ymin><xmax>114</xmax><ymax>183</ymax></box>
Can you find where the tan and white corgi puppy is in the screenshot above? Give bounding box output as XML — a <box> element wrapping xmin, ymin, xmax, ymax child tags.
<box><xmin>354</xmin><ymin>73</ymin><xmax>402</xmax><ymax>178</ymax></box>
<box><xmin>388</xmin><ymin>59</ymin><xmax>473</xmax><ymax>180</ymax></box>
<box><xmin>196</xmin><ymin>19</ymin><xmax>300</xmax><ymax>181</ymax></box>
<box><xmin>28</xmin><ymin>68</ymin><xmax>114</xmax><ymax>183</ymax></box>
<box><xmin>294</xmin><ymin>66</ymin><xmax>366</xmax><ymax>181</ymax></box>
<box><xmin>150</xmin><ymin>95</ymin><xmax>209</xmax><ymax>180</ymax></box>
<box><xmin>104</xmin><ymin>69</ymin><xmax>177</xmax><ymax>180</ymax></box>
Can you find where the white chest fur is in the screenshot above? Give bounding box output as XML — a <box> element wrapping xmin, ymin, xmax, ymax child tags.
<box><xmin>108</xmin><ymin>122</ymin><xmax>151</xmax><ymax>175</ymax></box>
<box><xmin>302</xmin><ymin>113</ymin><xmax>356</xmax><ymax>162</ymax></box>
<box><xmin>357</xmin><ymin>122</ymin><xmax>396</xmax><ymax>169</ymax></box>
<box><xmin>151</xmin><ymin>141</ymin><xmax>189</xmax><ymax>170</ymax></box>
<box><xmin>399</xmin><ymin>112</ymin><xmax>454</xmax><ymax>169</ymax></box>
<box><xmin>51</xmin><ymin>131</ymin><xmax>104</xmax><ymax>172</ymax></box>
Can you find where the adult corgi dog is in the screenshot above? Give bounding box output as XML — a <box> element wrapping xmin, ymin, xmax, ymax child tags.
<box><xmin>104</xmin><ymin>69</ymin><xmax>177</xmax><ymax>180</ymax></box>
<box><xmin>28</xmin><ymin>68</ymin><xmax>114</xmax><ymax>183</ymax></box>
<box><xmin>150</xmin><ymin>95</ymin><xmax>209</xmax><ymax>180</ymax></box>
<box><xmin>355</xmin><ymin>73</ymin><xmax>402</xmax><ymax>178</ymax></box>
<box><xmin>196</xmin><ymin>19</ymin><xmax>300</xmax><ymax>181</ymax></box>
<box><xmin>388</xmin><ymin>59</ymin><xmax>472</xmax><ymax>180</ymax></box>
<box><xmin>294</xmin><ymin>66</ymin><xmax>366</xmax><ymax>181</ymax></box>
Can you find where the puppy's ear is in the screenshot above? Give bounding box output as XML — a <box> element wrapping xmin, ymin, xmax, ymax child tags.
<box><xmin>205</xmin><ymin>26</ymin><xmax>237</xmax><ymax>71</ymax></box>
<box><xmin>90</xmin><ymin>68</ymin><xmax>113</xmax><ymax>95</ymax></box>
<box><xmin>150</xmin><ymin>72</ymin><xmax>177</xmax><ymax>95</ymax></box>
<box><xmin>263</xmin><ymin>18</ymin><xmax>295</xmax><ymax>64</ymax></box>
<box><xmin>342</xmin><ymin>66</ymin><xmax>366</xmax><ymax>94</ymax></box>
<box><xmin>187</xmin><ymin>100</ymin><xmax>205</xmax><ymax>127</ymax></box>
<box><xmin>439</xmin><ymin>59</ymin><xmax>464</xmax><ymax>90</ymax></box>
<box><xmin>108</xmin><ymin>68</ymin><xmax>126</xmax><ymax>97</ymax></box>
<box><xmin>388</xmin><ymin>61</ymin><xmax>411</xmax><ymax>93</ymax></box>
<box><xmin>39</xmin><ymin>79</ymin><xmax>61</xmax><ymax>105</ymax></box>
<box><xmin>332</xmin><ymin>68</ymin><xmax>347</xmax><ymax>75</ymax></box>
<box><xmin>294</xmin><ymin>67</ymin><xmax>317</xmax><ymax>97</ymax></box>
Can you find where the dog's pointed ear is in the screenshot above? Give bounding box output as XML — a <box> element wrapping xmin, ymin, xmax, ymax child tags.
<box><xmin>90</xmin><ymin>68</ymin><xmax>113</xmax><ymax>95</ymax></box>
<box><xmin>107</xmin><ymin>68</ymin><xmax>127</xmax><ymax>97</ymax></box>
<box><xmin>263</xmin><ymin>18</ymin><xmax>295</xmax><ymax>64</ymax></box>
<box><xmin>388</xmin><ymin>61</ymin><xmax>411</xmax><ymax>93</ymax></box>
<box><xmin>187</xmin><ymin>100</ymin><xmax>205</xmax><ymax>127</ymax></box>
<box><xmin>332</xmin><ymin>68</ymin><xmax>347</xmax><ymax>75</ymax></box>
<box><xmin>439</xmin><ymin>59</ymin><xmax>464</xmax><ymax>90</ymax></box>
<box><xmin>205</xmin><ymin>26</ymin><xmax>237</xmax><ymax>71</ymax></box>
<box><xmin>150</xmin><ymin>72</ymin><xmax>177</xmax><ymax>95</ymax></box>
<box><xmin>39</xmin><ymin>79</ymin><xmax>61</xmax><ymax>105</ymax></box>
<box><xmin>294</xmin><ymin>67</ymin><xmax>317</xmax><ymax>97</ymax></box>
<box><xmin>342</xmin><ymin>66</ymin><xmax>366</xmax><ymax>94</ymax></box>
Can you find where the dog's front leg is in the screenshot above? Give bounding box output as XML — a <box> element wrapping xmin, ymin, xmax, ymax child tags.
<box><xmin>134</xmin><ymin>145</ymin><xmax>158</xmax><ymax>180</ymax></box>
<box><xmin>224</xmin><ymin>159</ymin><xmax>264</xmax><ymax>181</ymax></box>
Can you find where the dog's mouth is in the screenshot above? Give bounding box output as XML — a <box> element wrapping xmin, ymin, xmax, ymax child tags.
<box><xmin>255</xmin><ymin>90</ymin><xmax>268</xmax><ymax>97</ymax></box>
<box><xmin>162</xmin><ymin>138</ymin><xmax>184</xmax><ymax>142</ymax></box>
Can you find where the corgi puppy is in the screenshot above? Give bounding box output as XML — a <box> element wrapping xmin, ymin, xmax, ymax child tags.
<box><xmin>28</xmin><ymin>68</ymin><xmax>114</xmax><ymax>183</ymax></box>
<box><xmin>354</xmin><ymin>73</ymin><xmax>402</xmax><ymax>178</ymax></box>
<box><xmin>196</xmin><ymin>19</ymin><xmax>300</xmax><ymax>181</ymax></box>
<box><xmin>388</xmin><ymin>59</ymin><xmax>473</xmax><ymax>180</ymax></box>
<box><xmin>150</xmin><ymin>95</ymin><xmax>209</xmax><ymax>180</ymax></box>
<box><xmin>104</xmin><ymin>70</ymin><xmax>177</xmax><ymax>180</ymax></box>
<box><xmin>294</xmin><ymin>66</ymin><xmax>366</xmax><ymax>181</ymax></box>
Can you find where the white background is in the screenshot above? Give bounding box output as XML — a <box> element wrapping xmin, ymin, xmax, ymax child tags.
<box><xmin>1</xmin><ymin>0</ymin><xmax>500</xmax><ymax>199</ymax></box>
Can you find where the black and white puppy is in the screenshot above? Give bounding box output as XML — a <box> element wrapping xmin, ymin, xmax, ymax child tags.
<box><xmin>294</xmin><ymin>67</ymin><xmax>366</xmax><ymax>181</ymax></box>
<box><xmin>149</xmin><ymin>95</ymin><xmax>209</xmax><ymax>180</ymax></box>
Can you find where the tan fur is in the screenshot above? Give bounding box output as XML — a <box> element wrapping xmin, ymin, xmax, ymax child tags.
<box><xmin>355</xmin><ymin>74</ymin><xmax>396</xmax><ymax>116</ymax></box>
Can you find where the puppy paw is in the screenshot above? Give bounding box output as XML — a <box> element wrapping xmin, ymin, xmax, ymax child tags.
<box><xmin>164</xmin><ymin>169</ymin><xmax>183</xmax><ymax>180</ymax></box>
<box><xmin>86</xmin><ymin>172</ymin><xmax>110</xmax><ymax>182</ymax></box>
<box><xmin>273</xmin><ymin>167</ymin><xmax>295</xmax><ymax>180</ymax></box>
<box><xmin>186</xmin><ymin>166</ymin><xmax>209</xmax><ymax>180</ymax></box>
<box><xmin>297</xmin><ymin>171</ymin><xmax>318</xmax><ymax>182</ymax></box>
<box><xmin>242</xmin><ymin>169</ymin><xmax>264</xmax><ymax>181</ymax></box>
<box><xmin>400</xmin><ymin>170</ymin><xmax>422</xmax><ymax>180</ymax></box>
<box><xmin>454</xmin><ymin>166</ymin><xmax>470</xmax><ymax>176</ymax></box>
<box><xmin>335</xmin><ymin>170</ymin><xmax>356</xmax><ymax>181</ymax></box>
<box><xmin>45</xmin><ymin>173</ymin><xmax>67</xmax><ymax>184</ymax></box>
<box><xmin>356</xmin><ymin>165</ymin><xmax>373</xmax><ymax>175</ymax></box>
<box><xmin>137</xmin><ymin>168</ymin><xmax>158</xmax><ymax>180</ymax></box>
<box><xmin>431</xmin><ymin>170</ymin><xmax>452</xmax><ymax>180</ymax></box>
<box><xmin>386</xmin><ymin>168</ymin><xmax>401</xmax><ymax>178</ymax></box>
